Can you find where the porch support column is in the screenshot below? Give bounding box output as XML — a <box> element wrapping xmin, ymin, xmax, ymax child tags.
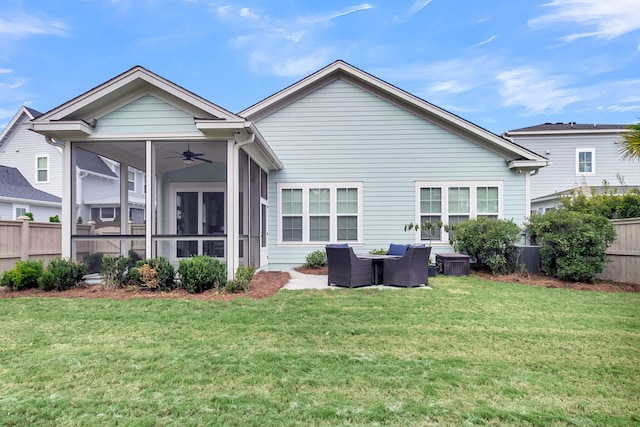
<box><xmin>61</xmin><ymin>142</ymin><xmax>73</xmax><ymax>258</ymax></box>
<box><xmin>226</xmin><ymin>139</ymin><xmax>238</xmax><ymax>281</ymax></box>
<box><xmin>120</xmin><ymin>160</ymin><xmax>130</xmax><ymax>256</ymax></box>
<box><xmin>145</xmin><ymin>140</ymin><xmax>153</xmax><ymax>258</ymax></box>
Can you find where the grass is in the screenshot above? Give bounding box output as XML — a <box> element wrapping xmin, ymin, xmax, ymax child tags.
<box><xmin>0</xmin><ymin>276</ymin><xmax>638</xmax><ymax>426</ymax></box>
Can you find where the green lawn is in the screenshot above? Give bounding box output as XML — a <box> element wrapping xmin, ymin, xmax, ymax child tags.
<box><xmin>1</xmin><ymin>276</ymin><xmax>638</xmax><ymax>426</ymax></box>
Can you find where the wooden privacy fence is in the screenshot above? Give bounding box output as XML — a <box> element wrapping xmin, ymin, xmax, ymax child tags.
<box><xmin>598</xmin><ymin>218</ymin><xmax>640</xmax><ymax>285</ymax></box>
<box><xmin>0</xmin><ymin>219</ymin><xmax>62</xmax><ymax>273</ymax></box>
<box><xmin>0</xmin><ymin>219</ymin><xmax>144</xmax><ymax>273</ymax></box>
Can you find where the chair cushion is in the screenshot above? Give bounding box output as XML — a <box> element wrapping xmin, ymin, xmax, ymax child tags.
<box><xmin>388</xmin><ymin>243</ymin><xmax>410</xmax><ymax>256</ymax></box>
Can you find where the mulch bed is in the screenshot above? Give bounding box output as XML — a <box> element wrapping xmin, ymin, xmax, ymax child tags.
<box><xmin>0</xmin><ymin>271</ymin><xmax>291</xmax><ymax>301</ymax></box>
<box><xmin>1</xmin><ymin>267</ymin><xmax>637</xmax><ymax>300</ymax></box>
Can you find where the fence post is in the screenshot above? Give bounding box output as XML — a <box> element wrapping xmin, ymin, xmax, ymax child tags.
<box><xmin>18</xmin><ymin>216</ymin><xmax>31</xmax><ymax>261</ymax></box>
<box><xmin>87</xmin><ymin>220</ymin><xmax>96</xmax><ymax>254</ymax></box>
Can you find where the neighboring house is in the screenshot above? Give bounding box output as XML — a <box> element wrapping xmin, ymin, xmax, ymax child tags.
<box><xmin>0</xmin><ymin>165</ymin><xmax>61</xmax><ymax>220</ymax></box>
<box><xmin>28</xmin><ymin>61</ymin><xmax>549</xmax><ymax>278</ymax></box>
<box><xmin>503</xmin><ymin>123</ymin><xmax>638</xmax><ymax>213</ymax></box>
<box><xmin>0</xmin><ymin>106</ymin><xmax>145</xmax><ymax>223</ymax></box>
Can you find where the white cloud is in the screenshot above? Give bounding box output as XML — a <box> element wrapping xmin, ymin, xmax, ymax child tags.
<box><xmin>270</xmin><ymin>51</ymin><xmax>334</xmax><ymax>77</ymax></box>
<box><xmin>496</xmin><ymin>67</ymin><xmax>582</xmax><ymax>114</ymax></box>
<box><xmin>239</xmin><ymin>7</ymin><xmax>260</xmax><ymax>20</ymax></box>
<box><xmin>530</xmin><ymin>0</ymin><xmax>640</xmax><ymax>41</ymax></box>
<box><xmin>0</xmin><ymin>11</ymin><xmax>68</xmax><ymax>39</ymax></box>
<box><xmin>471</xmin><ymin>35</ymin><xmax>497</xmax><ymax>48</ymax></box>
<box><xmin>395</xmin><ymin>0</ymin><xmax>433</xmax><ymax>22</ymax></box>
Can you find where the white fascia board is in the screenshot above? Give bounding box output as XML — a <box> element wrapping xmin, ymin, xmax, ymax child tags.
<box><xmin>246</xmin><ymin>122</ymin><xmax>283</xmax><ymax>171</ymax></box>
<box><xmin>507</xmin><ymin>159</ymin><xmax>551</xmax><ymax>171</ymax></box>
<box><xmin>0</xmin><ymin>196</ymin><xmax>61</xmax><ymax>207</ymax></box>
<box><xmin>30</xmin><ymin>121</ymin><xmax>93</xmax><ymax>140</ymax></box>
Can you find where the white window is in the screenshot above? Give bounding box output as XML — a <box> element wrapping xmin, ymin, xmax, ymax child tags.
<box><xmin>36</xmin><ymin>155</ymin><xmax>49</xmax><ymax>183</ymax></box>
<box><xmin>14</xmin><ymin>204</ymin><xmax>29</xmax><ymax>220</ymax></box>
<box><xmin>416</xmin><ymin>181</ymin><xmax>503</xmax><ymax>243</ymax></box>
<box><xmin>128</xmin><ymin>170</ymin><xmax>135</xmax><ymax>192</ymax></box>
<box><xmin>278</xmin><ymin>182</ymin><xmax>362</xmax><ymax>244</ymax></box>
<box><xmin>576</xmin><ymin>149</ymin><xmax>595</xmax><ymax>175</ymax></box>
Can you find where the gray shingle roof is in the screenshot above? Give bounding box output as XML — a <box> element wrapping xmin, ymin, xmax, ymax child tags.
<box><xmin>0</xmin><ymin>165</ymin><xmax>61</xmax><ymax>203</ymax></box>
<box><xmin>507</xmin><ymin>122</ymin><xmax>628</xmax><ymax>132</ymax></box>
<box><xmin>76</xmin><ymin>148</ymin><xmax>118</xmax><ymax>177</ymax></box>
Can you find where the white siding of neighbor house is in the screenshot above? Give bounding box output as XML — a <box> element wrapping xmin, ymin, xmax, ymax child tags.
<box><xmin>511</xmin><ymin>133</ymin><xmax>640</xmax><ymax>200</ymax></box>
<box><xmin>255</xmin><ymin>79</ymin><xmax>528</xmax><ymax>269</ymax></box>
<box><xmin>0</xmin><ymin>113</ymin><xmax>63</xmax><ymax>198</ymax></box>
<box><xmin>94</xmin><ymin>95</ymin><xmax>198</xmax><ymax>134</ymax></box>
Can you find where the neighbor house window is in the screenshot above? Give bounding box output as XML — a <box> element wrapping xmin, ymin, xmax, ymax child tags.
<box><xmin>36</xmin><ymin>155</ymin><xmax>49</xmax><ymax>183</ymax></box>
<box><xmin>91</xmin><ymin>207</ymin><xmax>121</xmax><ymax>222</ymax></box>
<box><xmin>576</xmin><ymin>149</ymin><xmax>595</xmax><ymax>175</ymax></box>
<box><xmin>14</xmin><ymin>205</ymin><xmax>28</xmax><ymax>220</ymax></box>
<box><xmin>278</xmin><ymin>182</ymin><xmax>362</xmax><ymax>244</ymax></box>
<box><xmin>416</xmin><ymin>181</ymin><xmax>503</xmax><ymax>243</ymax></box>
<box><xmin>128</xmin><ymin>170</ymin><xmax>135</xmax><ymax>191</ymax></box>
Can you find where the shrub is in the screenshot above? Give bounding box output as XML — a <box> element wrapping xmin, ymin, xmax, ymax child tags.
<box><xmin>82</xmin><ymin>253</ymin><xmax>104</xmax><ymax>274</ymax></box>
<box><xmin>224</xmin><ymin>265</ymin><xmax>256</xmax><ymax>293</ymax></box>
<box><xmin>303</xmin><ymin>250</ymin><xmax>327</xmax><ymax>268</ymax></box>
<box><xmin>560</xmin><ymin>187</ymin><xmax>640</xmax><ymax>219</ymax></box>
<box><xmin>450</xmin><ymin>217</ymin><xmax>521</xmax><ymax>275</ymax></box>
<box><xmin>178</xmin><ymin>255</ymin><xmax>226</xmax><ymax>294</ymax></box>
<box><xmin>24</xmin><ymin>212</ymin><xmax>34</xmax><ymax>221</ymax></box>
<box><xmin>100</xmin><ymin>255</ymin><xmax>132</xmax><ymax>289</ymax></box>
<box><xmin>49</xmin><ymin>215</ymin><xmax>60</xmax><ymax>223</ymax></box>
<box><xmin>38</xmin><ymin>258</ymin><xmax>86</xmax><ymax>291</ymax></box>
<box><xmin>3</xmin><ymin>260</ymin><xmax>43</xmax><ymax>290</ymax></box>
<box><xmin>128</xmin><ymin>257</ymin><xmax>176</xmax><ymax>291</ymax></box>
<box><xmin>526</xmin><ymin>210</ymin><xmax>616</xmax><ymax>283</ymax></box>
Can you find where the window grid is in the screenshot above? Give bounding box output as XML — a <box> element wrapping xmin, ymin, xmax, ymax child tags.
<box><xmin>36</xmin><ymin>156</ymin><xmax>48</xmax><ymax>183</ymax></box>
<box><xmin>576</xmin><ymin>149</ymin><xmax>595</xmax><ymax>175</ymax></box>
<box><xmin>278</xmin><ymin>183</ymin><xmax>362</xmax><ymax>244</ymax></box>
<box><xmin>417</xmin><ymin>182</ymin><xmax>503</xmax><ymax>243</ymax></box>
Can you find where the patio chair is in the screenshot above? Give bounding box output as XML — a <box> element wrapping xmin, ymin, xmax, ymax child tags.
<box><xmin>326</xmin><ymin>246</ymin><xmax>373</xmax><ymax>288</ymax></box>
<box><xmin>382</xmin><ymin>245</ymin><xmax>431</xmax><ymax>287</ymax></box>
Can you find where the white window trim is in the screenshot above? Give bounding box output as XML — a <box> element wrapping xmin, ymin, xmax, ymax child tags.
<box><xmin>100</xmin><ymin>207</ymin><xmax>116</xmax><ymax>221</ymax></box>
<box><xmin>277</xmin><ymin>182</ymin><xmax>363</xmax><ymax>245</ymax></box>
<box><xmin>128</xmin><ymin>170</ymin><xmax>136</xmax><ymax>192</ymax></box>
<box><xmin>13</xmin><ymin>204</ymin><xmax>29</xmax><ymax>220</ymax></box>
<box><xmin>35</xmin><ymin>154</ymin><xmax>49</xmax><ymax>183</ymax></box>
<box><xmin>576</xmin><ymin>148</ymin><xmax>595</xmax><ymax>176</ymax></box>
<box><xmin>414</xmin><ymin>181</ymin><xmax>504</xmax><ymax>244</ymax></box>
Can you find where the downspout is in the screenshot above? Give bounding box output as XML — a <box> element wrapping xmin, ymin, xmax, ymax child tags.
<box><xmin>229</xmin><ymin>132</ymin><xmax>255</xmax><ymax>279</ymax></box>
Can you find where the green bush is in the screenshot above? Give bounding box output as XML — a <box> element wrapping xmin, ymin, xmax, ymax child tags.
<box><xmin>49</xmin><ymin>215</ymin><xmax>60</xmax><ymax>223</ymax></box>
<box><xmin>178</xmin><ymin>255</ymin><xmax>227</xmax><ymax>294</ymax></box>
<box><xmin>128</xmin><ymin>257</ymin><xmax>176</xmax><ymax>291</ymax></box>
<box><xmin>38</xmin><ymin>258</ymin><xmax>86</xmax><ymax>291</ymax></box>
<box><xmin>24</xmin><ymin>212</ymin><xmax>34</xmax><ymax>221</ymax></box>
<box><xmin>3</xmin><ymin>260</ymin><xmax>43</xmax><ymax>290</ymax></box>
<box><xmin>303</xmin><ymin>250</ymin><xmax>327</xmax><ymax>268</ymax></box>
<box><xmin>450</xmin><ymin>217</ymin><xmax>521</xmax><ymax>275</ymax></box>
<box><xmin>100</xmin><ymin>255</ymin><xmax>132</xmax><ymax>289</ymax></box>
<box><xmin>560</xmin><ymin>188</ymin><xmax>640</xmax><ymax>219</ymax></box>
<box><xmin>526</xmin><ymin>210</ymin><xmax>616</xmax><ymax>283</ymax></box>
<box><xmin>224</xmin><ymin>265</ymin><xmax>256</xmax><ymax>293</ymax></box>
<box><xmin>82</xmin><ymin>253</ymin><xmax>104</xmax><ymax>274</ymax></box>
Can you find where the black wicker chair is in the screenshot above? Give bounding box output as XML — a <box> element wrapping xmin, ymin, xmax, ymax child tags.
<box><xmin>326</xmin><ymin>246</ymin><xmax>373</xmax><ymax>288</ymax></box>
<box><xmin>382</xmin><ymin>245</ymin><xmax>431</xmax><ymax>287</ymax></box>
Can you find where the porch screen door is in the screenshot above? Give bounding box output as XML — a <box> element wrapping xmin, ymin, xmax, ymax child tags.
<box><xmin>174</xmin><ymin>185</ymin><xmax>225</xmax><ymax>259</ymax></box>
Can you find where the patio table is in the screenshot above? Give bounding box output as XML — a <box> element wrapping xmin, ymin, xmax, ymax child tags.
<box><xmin>358</xmin><ymin>254</ymin><xmax>401</xmax><ymax>285</ymax></box>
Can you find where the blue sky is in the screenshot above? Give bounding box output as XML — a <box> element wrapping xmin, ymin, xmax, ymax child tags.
<box><xmin>1</xmin><ymin>0</ymin><xmax>639</xmax><ymax>134</ymax></box>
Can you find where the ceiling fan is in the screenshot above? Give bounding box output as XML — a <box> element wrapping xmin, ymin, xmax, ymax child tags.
<box><xmin>166</xmin><ymin>144</ymin><xmax>212</xmax><ymax>165</ymax></box>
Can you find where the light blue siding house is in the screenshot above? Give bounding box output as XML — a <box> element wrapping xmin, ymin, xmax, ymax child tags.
<box><xmin>241</xmin><ymin>61</ymin><xmax>549</xmax><ymax>269</ymax></box>
<box><xmin>29</xmin><ymin>60</ymin><xmax>548</xmax><ymax>277</ymax></box>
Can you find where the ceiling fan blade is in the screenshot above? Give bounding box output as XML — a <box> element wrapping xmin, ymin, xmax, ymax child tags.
<box><xmin>190</xmin><ymin>152</ymin><xmax>205</xmax><ymax>157</ymax></box>
<box><xmin>195</xmin><ymin>157</ymin><xmax>212</xmax><ymax>163</ymax></box>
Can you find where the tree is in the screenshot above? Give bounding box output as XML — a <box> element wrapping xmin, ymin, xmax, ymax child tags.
<box><xmin>618</xmin><ymin>122</ymin><xmax>640</xmax><ymax>160</ymax></box>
